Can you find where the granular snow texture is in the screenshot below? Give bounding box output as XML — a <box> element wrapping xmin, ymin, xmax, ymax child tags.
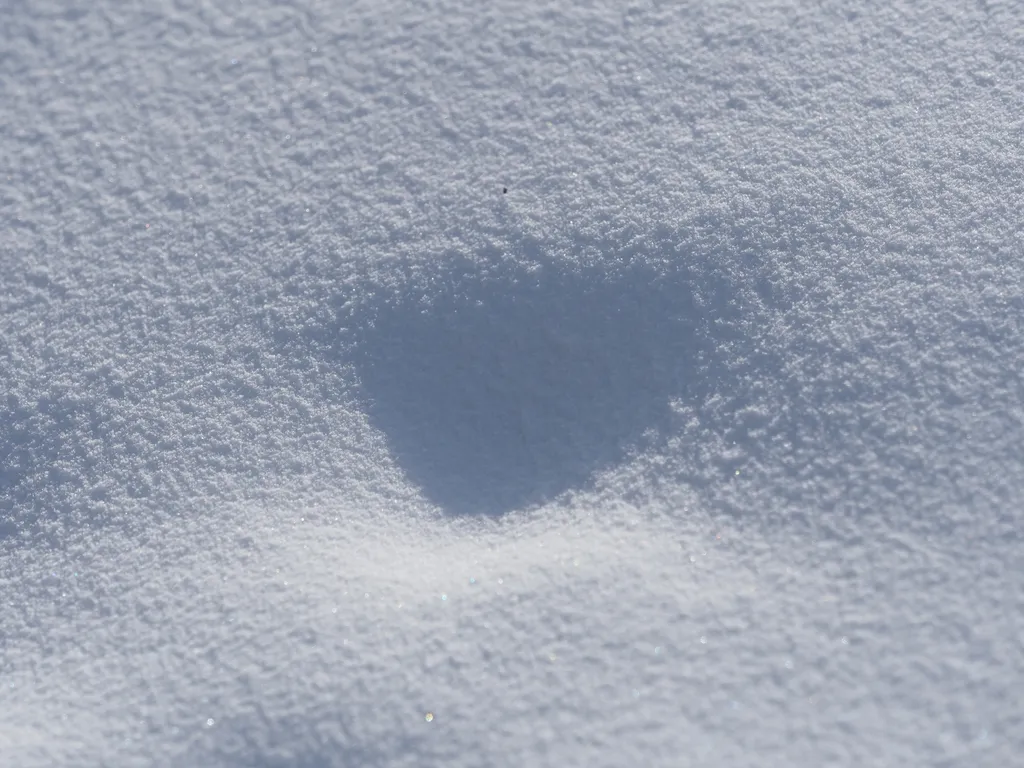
<box><xmin>1</xmin><ymin>0</ymin><xmax>1022</xmax><ymax>766</ymax></box>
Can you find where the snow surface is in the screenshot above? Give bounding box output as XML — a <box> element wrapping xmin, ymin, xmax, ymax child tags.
<box><xmin>2</xmin><ymin>0</ymin><xmax>1023</xmax><ymax>765</ymax></box>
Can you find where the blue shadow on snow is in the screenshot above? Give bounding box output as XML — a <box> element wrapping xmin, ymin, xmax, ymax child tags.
<box><xmin>346</xmin><ymin>238</ymin><xmax>743</xmax><ymax>516</ymax></box>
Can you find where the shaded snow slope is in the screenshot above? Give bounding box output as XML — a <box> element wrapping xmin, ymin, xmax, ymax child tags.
<box><xmin>2</xmin><ymin>0</ymin><xmax>1022</xmax><ymax>765</ymax></box>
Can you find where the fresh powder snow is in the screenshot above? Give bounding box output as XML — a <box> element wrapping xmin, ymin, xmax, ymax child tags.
<box><xmin>1</xmin><ymin>0</ymin><xmax>1022</xmax><ymax>766</ymax></box>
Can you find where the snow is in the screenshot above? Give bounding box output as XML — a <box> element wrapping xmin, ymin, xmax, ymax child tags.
<box><xmin>2</xmin><ymin>0</ymin><xmax>1022</xmax><ymax>765</ymax></box>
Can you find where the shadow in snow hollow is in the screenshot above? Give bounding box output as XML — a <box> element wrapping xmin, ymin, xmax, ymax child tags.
<box><xmin>344</xmin><ymin>233</ymin><xmax>749</xmax><ymax>516</ymax></box>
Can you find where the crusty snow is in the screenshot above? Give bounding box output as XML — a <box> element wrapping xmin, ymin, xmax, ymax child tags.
<box><xmin>2</xmin><ymin>0</ymin><xmax>1022</xmax><ymax>765</ymax></box>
